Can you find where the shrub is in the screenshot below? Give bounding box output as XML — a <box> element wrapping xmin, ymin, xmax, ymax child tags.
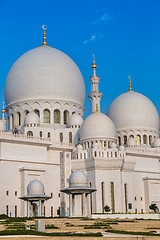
<box><xmin>149</xmin><ymin>203</ymin><xmax>159</xmax><ymax>213</ymax></box>
<box><xmin>104</xmin><ymin>205</ymin><xmax>110</xmax><ymax>212</ymax></box>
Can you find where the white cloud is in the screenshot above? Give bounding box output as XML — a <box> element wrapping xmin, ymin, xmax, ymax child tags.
<box><xmin>91</xmin><ymin>13</ymin><xmax>113</xmax><ymax>24</ymax></box>
<box><xmin>83</xmin><ymin>34</ymin><xmax>103</xmax><ymax>45</ymax></box>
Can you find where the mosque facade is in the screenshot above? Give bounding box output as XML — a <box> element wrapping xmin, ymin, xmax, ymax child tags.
<box><xmin>0</xmin><ymin>29</ymin><xmax>160</xmax><ymax>217</ymax></box>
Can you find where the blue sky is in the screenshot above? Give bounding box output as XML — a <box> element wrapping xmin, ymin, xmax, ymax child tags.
<box><xmin>0</xmin><ymin>0</ymin><xmax>160</xmax><ymax>118</ymax></box>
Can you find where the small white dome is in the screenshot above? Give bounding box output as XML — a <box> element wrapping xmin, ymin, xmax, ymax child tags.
<box><xmin>127</xmin><ymin>137</ymin><xmax>136</xmax><ymax>147</ymax></box>
<box><xmin>24</xmin><ymin>112</ymin><xmax>40</xmax><ymax>125</ymax></box>
<box><xmin>76</xmin><ymin>144</ymin><xmax>83</xmax><ymax>150</ymax></box>
<box><xmin>69</xmin><ymin>170</ymin><xmax>88</xmax><ymax>188</ymax></box>
<box><xmin>5</xmin><ymin>46</ymin><xmax>85</xmax><ymax>107</ymax></box>
<box><xmin>109</xmin><ymin>142</ymin><xmax>117</xmax><ymax>149</ymax></box>
<box><xmin>107</xmin><ymin>91</ymin><xmax>159</xmax><ymax>132</ymax></box>
<box><xmin>68</xmin><ymin>113</ymin><xmax>83</xmax><ymax>127</ymax></box>
<box><xmin>92</xmin><ymin>142</ymin><xmax>99</xmax><ymax>148</ymax></box>
<box><xmin>27</xmin><ymin>179</ymin><xmax>44</xmax><ymax>195</ymax></box>
<box><xmin>119</xmin><ymin>145</ymin><xmax>125</xmax><ymax>151</ymax></box>
<box><xmin>152</xmin><ymin>138</ymin><xmax>160</xmax><ymax>148</ymax></box>
<box><xmin>80</xmin><ymin>112</ymin><xmax>117</xmax><ymax>142</ymax></box>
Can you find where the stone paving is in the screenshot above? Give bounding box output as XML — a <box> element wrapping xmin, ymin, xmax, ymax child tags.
<box><xmin>0</xmin><ymin>217</ymin><xmax>160</xmax><ymax>239</ymax></box>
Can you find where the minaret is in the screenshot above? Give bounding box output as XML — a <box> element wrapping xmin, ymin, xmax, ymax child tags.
<box><xmin>0</xmin><ymin>102</ymin><xmax>7</xmax><ymax>132</ymax></box>
<box><xmin>1</xmin><ymin>102</ymin><xmax>5</xmax><ymax>119</ymax></box>
<box><xmin>88</xmin><ymin>55</ymin><xmax>102</xmax><ymax>113</ymax></box>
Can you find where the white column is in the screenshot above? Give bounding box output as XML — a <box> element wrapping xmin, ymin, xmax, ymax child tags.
<box><xmin>85</xmin><ymin>194</ymin><xmax>88</xmax><ymax>217</ymax></box>
<box><xmin>39</xmin><ymin>200</ymin><xmax>42</xmax><ymax>217</ymax></box>
<box><xmin>60</xmin><ymin>111</ymin><xmax>63</xmax><ymax>125</ymax></box>
<box><xmin>41</xmin><ymin>201</ymin><xmax>44</xmax><ymax>217</ymax></box>
<box><xmin>69</xmin><ymin>194</ymin><xmax>72</xmax><ymax>217</ymax></box>
<box><xmin>27</xmin><ymin>201</ymin><xmax>28</xmax><ymax>218</ymax></box>
<box><xmin>40</xmin><ymin>109</ymin><xmax>43</xmax><ymax>125</ymax></box>
<box><xmin>29</xmin><ymin>202</ymin><xmax>32</xmax><ymax>217</ymax></box>
<box><xmin>87</xmin><ymin>194</ymin><xmax>91</xmax><ymax>216</ymax></box>
<box><xmin>37</xmin><ymin>201</ymin><xmax>40</xmax><ymax>217</ymax></box>
<box><xmin>82</xmin><ymin>193</ymin><xmax>86</xmax><ymax>216</ymax></box>
<box><xmin>50</xmin><ymin>110</ymin><xmax>53</xmax><ymax>124</ymax></box>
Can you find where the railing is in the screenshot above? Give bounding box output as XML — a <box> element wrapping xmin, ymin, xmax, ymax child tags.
<box><xmin>0</xmin><ymin>131</ymin><xmax>51</xmax><ymax>142</ymax></box>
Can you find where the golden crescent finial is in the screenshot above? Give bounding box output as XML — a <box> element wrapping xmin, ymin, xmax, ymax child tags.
<box><xmin>42</xmin><ymin>25</ymin><xmax>47</xmax><ymax>30</ymax></box>
<box><xmin>42</xmin><ymin>25</ymin><xmax>47</xmax><ymax>46</ymax></box>
<box><xmin>128</xmin><ymin>76</ymin><xmax>132</xmax><ymax>92</ymax></box>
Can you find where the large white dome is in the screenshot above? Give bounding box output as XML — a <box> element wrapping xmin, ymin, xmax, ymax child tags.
<box><xmin>80</xmin><ymin>112</ymin><xmax>117</xmax><ymax>142</ymax></box>
<box><xmin>5</xmin><ymin>46</ymin><xmax>85</xmax><ymax>107</ymax></box>
<box><xmin>107</xmin><ymin>91</ymin><xmax>159</xmax><ymax>131</ymax></box>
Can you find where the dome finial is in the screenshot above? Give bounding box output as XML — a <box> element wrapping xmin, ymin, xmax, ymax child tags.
<box><xmin>92</xmin><ymin>54</ymin><xmax>97</xmax><ymax>76</ymax></box>
<box><xmin>92</xmin><ymin>54</ymin><xmax>97</xmax><ymax>69</ymax></box>
<box><xmin>1</xmin><ymin>102</ymin><xmax>5</xmax><ymax>119</ymax></box>
<box><xmin>128</xmin><ymin>76</ymin><xmax>132</xmax><ymax>92</ymax></box>
<box><xmin>42</xmin><ymin>25</ymin><xmax>47</xmax><ymax>46</ymax></box>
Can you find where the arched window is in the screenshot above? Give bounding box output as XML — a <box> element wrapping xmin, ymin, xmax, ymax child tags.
<box><xmin>10</xmin><ymin>114</ymin><xmax>14</xmax><ymax>129</ymax></box>
<box><xmin>43</xmin><ymin>109</ymin><xmax>50</xmax><ymax>123</ymax></box>
<box><xmin>104</xmin><ymin>141</ymin><xmax>107</xmax><ymax>148</ymax></box>
<box><xmin>63</xmin><ymin>110</ymin><xmax>69</xmax><ymax>125</ymax></box>
<box><xmin>48</xmin><ymin>132</ymin><xmax>50</xmax><ymax>138</ymax></box>
<box><xmin>60</xmin><ymin>132</ymin><xmax>63</xmax><ymax>143</ymax></box>
<box><xmin>54</xmin><ymin>109</ymin><xmax>60</xmax><ymax>124</ymax></box>
<box><xmin>124</xmin><ymin>135</ymin><xmax>127</xmax><ymax>145</ymax></box>
<box><xmin>94</xmin><ymin>151</ymin><xmax>97</xmax><ymax>157</ymax></box>
<box><xmin>118</xmin><ymin>137</ymin><xmax>121</xmax><ymax>146</ymax></box>
<box><xmin>99</xmin><ymin>141</ymin><xmax>102</xmax><ymax>148</ymax></box>
<box><xmin>149</xmin><ymin>135</ymin><xmax>152</xmax><ymax>145</ymax></box>
<box><xmin>69</xmin><ymin>132</ymin><xmax>72</xmax><ymax>144</ymax></box>
<box><xmin>143</xmin><ymin>135</ymin><xmax>147</xmax><ymax>145</ymax></box>
<box><xmin>101</xmin><ymin>182</ymin><xmax>104</xmax><ymax>213</ymax></box>
<box><xmin>124</xmin><ymin>183</ymin><xmax>128</xmax><ymax>213</ymax></box>
<box><xmin>136</xmin><ymin>135</ymin><xmax>141</xmax><ymax>145</ymax></box>
<box><xmin>7</xmin><ymin>116</ymin><xmax>9</xmax><ymax>130</ymax></box>
<box><xmin>110</xmin><ymin>182</ymin><xmax>115</xmax><ymax>213</ymax></box>
<box><xmin>24</xmin><ymin>110</ymin><xmax>29</xmax><ymax>120</ymax></box>
<box><xmin>40</xmin><ymin>131</ymin><xmax>42</xmax><ymax>138</ymax></box>
<box><xmin>34</xmin><ymin>109</ymin><xmax>40</xmax><ymax>117</ymax></box>
<box><xmin>16</xmin><ymin>112</ymin><xmax>21</xmax><ymax>126</ymax></box>
<box><xmin>27</xmin><ymin>131</ymin><xmax>33</xmax><ymax>137</ymax></box>
<box><xmin>129</xmin><ymin>135</ymin><xmax>134</xmax><ymax>139</ymax></box>
<box><xmin>90</xmin><ymin>182</ymin><xmax>93</xmax><ymax>214</ymax></box>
